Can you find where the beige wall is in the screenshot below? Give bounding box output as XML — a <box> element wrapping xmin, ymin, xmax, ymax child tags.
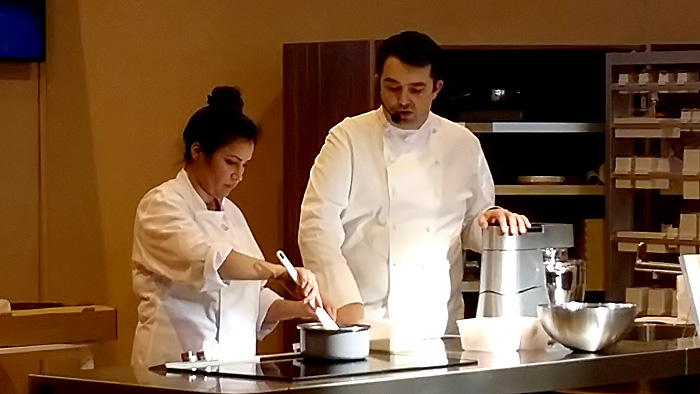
<box><xmin>1</xmin><ymin>0</ymin><xmax>700</xmax><ymax>366</ymax></box>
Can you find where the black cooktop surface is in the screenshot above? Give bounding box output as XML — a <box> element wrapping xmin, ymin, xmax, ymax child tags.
<box><xmin>165</xmin><ymin>352</ymin><xmax>477</xmax><ymax>381</ymax></box>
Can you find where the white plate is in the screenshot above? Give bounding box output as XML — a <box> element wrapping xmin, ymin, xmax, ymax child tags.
<box><xmin>517</xmin><ymin>175</ymin><xmax>566</xmax><ymax>185</ymax></box>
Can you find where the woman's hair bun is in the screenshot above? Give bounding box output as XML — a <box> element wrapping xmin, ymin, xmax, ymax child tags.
<box><xmin>207</xmin><ymin>86</ymin><xmax>244</xmax><ymax>112</ymax></box>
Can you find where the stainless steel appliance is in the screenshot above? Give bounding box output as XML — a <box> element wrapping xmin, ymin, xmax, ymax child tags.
<box><xmin>545</xmin><ymin>256</ymin><xmax>586</xmax><ymax>305</ymax></box>
<box><xmin>476</xmin><ymin>223</ymin><xmax>574</xmax><ymax>317</ymax></box>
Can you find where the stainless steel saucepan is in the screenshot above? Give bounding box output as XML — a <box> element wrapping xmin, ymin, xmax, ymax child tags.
<box><xmin>297</xmin><ymin>322</ymin><xmax>370</xmax><ymax>360</ymax></box>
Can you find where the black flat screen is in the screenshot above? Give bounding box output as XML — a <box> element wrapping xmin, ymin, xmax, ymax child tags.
<box><xmin>0</xmin><ymin>0</ymin><xmax>46</xmax><ymax>61</ymax></box>
<box><xmin>166</xmin><ymin>353</ymin><xmax>477</xmax><ymax>381</ymax></box>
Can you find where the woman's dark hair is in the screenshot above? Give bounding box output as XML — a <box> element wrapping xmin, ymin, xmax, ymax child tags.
<box><xmin>183</xmin><ymin>86</ymin><xmax>258</xmax><ymax>162</ymax></box>
<box><xmin>376</xmin><ymin>31</ymin><xmax>443</xmax><ymax>84</ymax></box>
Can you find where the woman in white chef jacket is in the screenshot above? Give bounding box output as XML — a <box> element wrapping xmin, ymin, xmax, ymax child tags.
<box><xmin>131</xmin><ymin>86</ymin><xmax>326</xmax><ymax>367</ymax></box>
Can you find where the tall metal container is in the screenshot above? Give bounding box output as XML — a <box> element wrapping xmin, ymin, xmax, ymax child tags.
<box><xmin>476</xmin><ymin>223</ymin><xmax>574</xmax><ymax>317</ymax></box>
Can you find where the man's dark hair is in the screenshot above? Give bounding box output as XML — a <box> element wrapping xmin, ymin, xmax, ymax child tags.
<box><xmin>376</xmin><ymin>31</ymin><xmax>443</xmax><ymax>82</ymax></box>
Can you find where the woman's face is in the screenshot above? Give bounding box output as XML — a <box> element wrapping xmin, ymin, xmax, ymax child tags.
<box><xmin>189</xmin><ymin>139</ymin><xmax>255</xmax><ymax>201</ymax></box>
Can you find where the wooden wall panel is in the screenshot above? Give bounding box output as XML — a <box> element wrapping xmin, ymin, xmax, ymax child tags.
<box><xmin>0</xmin><ymin>63</ymin><xmax>40</xmax><ymax>303</ymax></box>
<box><xmin>282</xmin><ymin>41</ymin><xmax>374</xmax><ymax>265</ymax></box>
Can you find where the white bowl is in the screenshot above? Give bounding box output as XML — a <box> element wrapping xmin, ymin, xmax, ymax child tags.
<box><xmin>456</xmin><ymin>316</ymin><xmax>550</xmax><ymax>352</ymax></box>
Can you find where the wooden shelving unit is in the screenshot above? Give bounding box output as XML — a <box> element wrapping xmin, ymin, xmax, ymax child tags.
<box><xmin>612</xmin><ymin>174</ymin><xmax>700</xmax><ymax>180</ymax></box>
<box><xmin>606</xmin><ymin>50</ymin><xmax>700</xmax><ymax>300</ymax></box>
<box><xmin>612</xmin><ymin>82</ymin><xmax>700</xmax><ymax>93</ymax></box>
<box><xmin>495</xmin><ymin>184</ymin><xmax>604</xmax><ymax>196</ymax></box>
<box><xmin>613</xmin><ymin>237</ymin><xmax>700</xmax><ymax>246</ymax></box>
<box><xmin>613</xmin><ymin>118</ymin><xmax>700</xmax><ymax>127</ymax></box>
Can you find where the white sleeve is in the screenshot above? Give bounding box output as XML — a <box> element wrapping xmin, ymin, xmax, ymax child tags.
<box><xmin>132</xmin><ymin>189</ymin><xmax>230</xmax><ymax>292</ymax></box>
<box><xmin>298</xmin><ymin>125</ymin><xmax>363</xmax><ymax>309</ymax></box>
<box><xmin>256</xmin><ymin>286</ymin><xmax>283</xmax><ymax>339</ymax></box>
<box><xmin>461</xmin><ymin>145</ymin><xmax>497</xmax><ymax>252</ymax></box>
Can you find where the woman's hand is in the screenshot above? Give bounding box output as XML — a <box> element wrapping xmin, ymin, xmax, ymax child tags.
<box><xmin>295</xmin><ymin>267</ymin><xmax>323</xmax><ymax>308</ymax></box>
<box><xmin>288</xmin><ymin>267</ymin><xmax>337</xmax><ymax>323</ymax></box>
<box><xmin>479</xmin><ymin>207</ymin><xmax>531</xmax><ymax>235</ymax></box>
<box><xmin>266</xmin><ymin>266</ymin><xmax>335</xmax><ymax>321</ymax></box>
<box><xmin>263</xmin><ymin>299</ymin><xmax>337</xmax><ymax>325</ymax></box>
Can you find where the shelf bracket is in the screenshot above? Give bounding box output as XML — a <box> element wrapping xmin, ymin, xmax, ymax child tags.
<box><xmin>634</xmin><ymin>242</ymin><xmax>682</xmax><ymax>279</ymax></box>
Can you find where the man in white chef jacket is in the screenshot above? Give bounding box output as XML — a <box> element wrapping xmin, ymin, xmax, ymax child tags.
<box><xmin>299</xmin><ymin>31</ymin><xmax>530</xmax><ymax>339</ymax></box>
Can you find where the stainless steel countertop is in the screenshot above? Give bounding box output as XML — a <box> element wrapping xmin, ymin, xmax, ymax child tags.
<box><xmin>29</xmin><ymin>336</ymin><xmax>700</xmax><ymax>394</ymax></box>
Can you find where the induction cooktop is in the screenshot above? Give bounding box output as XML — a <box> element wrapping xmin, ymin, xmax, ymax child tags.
<box><xmin>163</xmin><ymin>352</ymin><xmax>478</xmax><ymax>381</ymax></box>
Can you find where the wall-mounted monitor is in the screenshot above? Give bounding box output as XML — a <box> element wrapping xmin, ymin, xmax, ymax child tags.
<box><xmin>0</xmin><ymin>0</ymin><xmax>46</xmax><ymax>62</ymax></box>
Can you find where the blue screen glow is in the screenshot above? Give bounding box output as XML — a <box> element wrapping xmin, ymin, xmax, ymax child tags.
<box><xmin>0</xmin><ymin>0</ymin><xmax>45</xmax><ymax>61</ymax></box>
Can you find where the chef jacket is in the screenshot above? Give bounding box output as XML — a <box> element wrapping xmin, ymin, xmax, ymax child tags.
<box><xmin>131</xmin><ymin>169</ymin><xmax>280</xmax><ymax>367</ymax></box>
<box><xmin>299</xmin><ymin>108</ymin><xmax>494</xmax><ymax>338</ymax></box>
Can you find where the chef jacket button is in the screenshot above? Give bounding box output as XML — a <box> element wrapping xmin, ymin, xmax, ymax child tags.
<box><xmin>432</xmin><ymin>129</ymin><xmax>437</xmax><ymax>134</ymax></box>
<box><xmin>426</xmin><ymin>226</ymin><xmax>431</xmax><ymax>232</ymax></box>
<box><xmin>435</xmin><ymin>159</ymin><xmax>440</xmax><ymax>165</ymax></box>
<box><xmin>222</xmin><ymin>224</ymin><xmax>229</xmax><ymax>231</ymax></box>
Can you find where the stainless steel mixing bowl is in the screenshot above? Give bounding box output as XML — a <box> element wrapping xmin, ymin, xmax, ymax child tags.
<box><xmin>537</xmin><ymin>302</ymin><xmax>637</xmax><ymax>352</ymax></box>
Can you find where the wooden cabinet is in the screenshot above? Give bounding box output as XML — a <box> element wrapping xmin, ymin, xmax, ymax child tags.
<box><xmin>0</xmin><ymin>344</ymin><xmax>93</xmax><ymax>394</ymax></box>
<box><xmin>282</xmin><ymin>41</ymin><xmax>377</xmax><ymax>265</ymax></box>
<box><xmin>606</xmin><ymin>50</ymin><xmax>700</xmax><ymax>300</ymax></box>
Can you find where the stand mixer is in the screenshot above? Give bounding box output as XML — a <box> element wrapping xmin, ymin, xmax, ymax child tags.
<box><xmin>476</xmin><ymin>223</ymin><xmax>575</xmax><ymax>318</ymax></box>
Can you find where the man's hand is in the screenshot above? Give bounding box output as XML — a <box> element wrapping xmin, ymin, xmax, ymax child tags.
<box><xmin>478</xmin><ymin>207</ymin><xmax>531</xmax><ymax>235</ymax></box>
<box><xmin>335</xmin><ymin>302</ymin><xmax>364</xmax><ymax>325</ymax></box>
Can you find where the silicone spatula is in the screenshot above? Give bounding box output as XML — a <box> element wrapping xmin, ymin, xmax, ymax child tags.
<box><xmin>275</xmin><ymin>250</ymin><xmax>339</xmax><ymax>330</ymax></box>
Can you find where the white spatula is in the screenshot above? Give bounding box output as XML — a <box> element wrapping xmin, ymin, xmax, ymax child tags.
<box><xmin>275</xmin><ymin>250</ymin><xmax>339</xmax><ymax>330</ymax></box>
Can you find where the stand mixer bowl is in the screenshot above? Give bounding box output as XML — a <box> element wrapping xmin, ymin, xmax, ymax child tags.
<box><xmin>544</xmin><ymin>254</ymin><xmax>586</xmax><ymax>305</ymax></box>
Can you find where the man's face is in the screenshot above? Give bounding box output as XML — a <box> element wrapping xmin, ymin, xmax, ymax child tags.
<box><xmin>379</xmin><ymin>56</ymin><xmax>443</xmax><ymax>129</ymax></box>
